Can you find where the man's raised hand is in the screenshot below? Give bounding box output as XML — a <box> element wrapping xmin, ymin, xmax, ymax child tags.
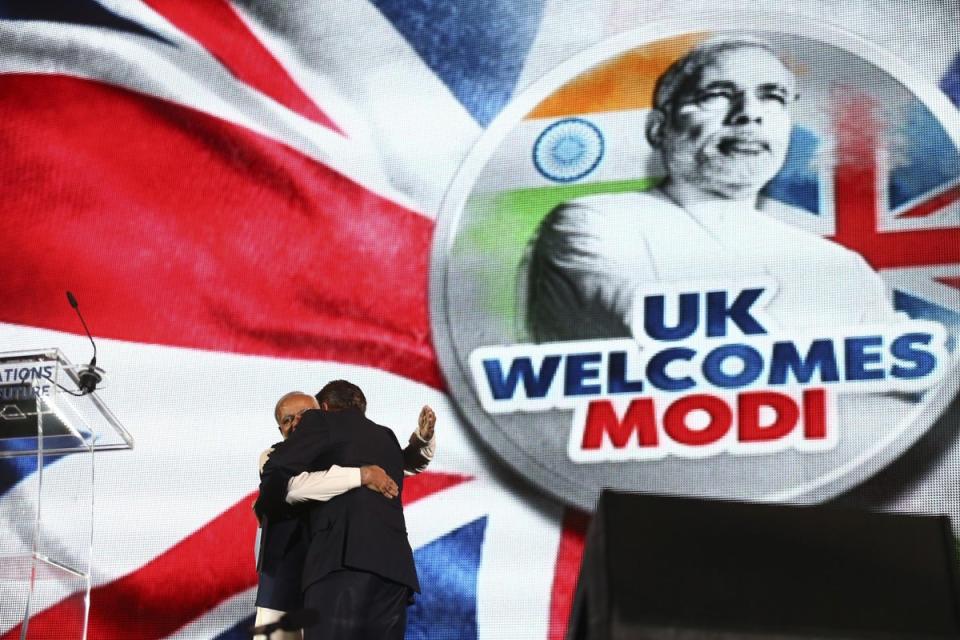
<box><xmin>360</xmin><ymin>465</ymin><xmax>398</xmax><ymax>499</ymax></box>
<box><xmin>417</xmin><ymin>405</ymin><xmax>436</xmax><ymax>441</ymax></box>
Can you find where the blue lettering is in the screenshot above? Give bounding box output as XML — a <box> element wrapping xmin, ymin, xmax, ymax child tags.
<box><xmin>845</xmin><ymin>336</ymin><xmax>885</xmax><ymax>381</ymax></box>
<box><xmin>644</xmin><ymin>293</ymin><xmax>698</xmax><ymax>341</ymax></box>
<box><xmin>565</xmin><ymin>353</ymin><xmax>603</xmax><ymax>396</ymax></box>
<box><xmin>483</xmin><ymin>356</ymin><xmax>561</xmax><ymax>400</ymax></box>
<box><xmin>646</xmin><ymin>347</ymin><xmax>696</xmax><ymax>392</ymax></box>
<box><xmin>890</xmin><ymin>333</ymin><xmax>936</xmax><ymax>379</ymax></box>
<box><xmin>702</xmin><ymin>344</ymin><xmax>764</xmax><ymax>388</ymax></box>
<box><xmin>768</xmin><ymin>340</ymin><xmax>840</xmax><ymax>384</ymax></box>
<box><xmin>706</xmin><ymin>288</ymin><xmax>767</xmax><ymax>337</ymax></box>
<box><xmin>608</xmin><ymin>351</ymin><xmax>644</xmax><ymax>394</ymax></box>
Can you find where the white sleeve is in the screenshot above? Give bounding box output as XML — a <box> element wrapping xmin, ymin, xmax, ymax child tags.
<box><xmin>258</xmin><ymin>448</ymin><xmax>273</xmax><ymax>475</ymax></box>
<box><xmin>285</xmin><ymin>465</ymin><xmax>362</xmax><ymax>504</ymax></box>
<box><xmin>254</xmin><ymin>526</ymin><xmax>262</xmax><ymax>568</ymax></box>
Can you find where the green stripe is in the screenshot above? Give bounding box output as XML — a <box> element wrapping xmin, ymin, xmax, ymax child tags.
<box><xmin>455</xmin><ymin>177</ymin><xmax>661</xmax><ymax>330</ymax></box>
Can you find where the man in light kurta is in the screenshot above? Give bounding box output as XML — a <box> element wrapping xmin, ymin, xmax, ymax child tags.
<box><xmin>524</xmin><ymin>37</ymin><xmax>898</xmax><ymax>343</ymax></box>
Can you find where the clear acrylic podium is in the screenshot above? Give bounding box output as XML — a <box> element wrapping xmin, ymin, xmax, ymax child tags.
<box><xmin>0</xmin><ymin>349</ymin><xmax>132</xmax><ymax>639</ymax></box>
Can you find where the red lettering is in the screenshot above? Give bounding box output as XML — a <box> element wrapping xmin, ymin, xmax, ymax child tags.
<box><xmin>576</xmin><ymin>390</ymin><xmax>833</xmax><ymax>458</ymax></box>
<box><xmin>738</xmin><ymin>391</ymin><xmax>799</xmax><ymax>442</ymax></box>
<box><xmin>581</xmin><ymin>399</ymin><xmax>658</xmax><ymax>449</ymax></box>
<box><xmin>803</xmin><ymin>388</ymin><xmax>827</xmax><ymax>439</ymax></box>
<box><xmin>663</xmin><ymin>394</ymin><xmax>732</xmax><ymax>446</ymax></box>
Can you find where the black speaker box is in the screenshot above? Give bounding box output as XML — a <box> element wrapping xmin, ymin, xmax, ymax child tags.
<box><xmin>567</xmin><ymin>491</ymin><xmax>960</xmax><ymax>639</ymax></box>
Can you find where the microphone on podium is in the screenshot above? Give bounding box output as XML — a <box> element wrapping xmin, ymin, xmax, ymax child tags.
<box><xmin>65</xmin><ymin>290</ymin><xmax>103</xmax><ymax>394</ymax></box>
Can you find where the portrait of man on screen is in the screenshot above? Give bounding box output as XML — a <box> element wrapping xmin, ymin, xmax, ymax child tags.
<box><xmin>523</xmin><ymin>36</ymin><xmax>902</xmax><ymax>344</ymax></box>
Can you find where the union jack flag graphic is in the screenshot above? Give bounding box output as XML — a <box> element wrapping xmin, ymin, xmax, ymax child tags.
<box><xmin>0</xmin><ymin>1</ymin><xmax>958</xmax><ymax>638</ymax></box>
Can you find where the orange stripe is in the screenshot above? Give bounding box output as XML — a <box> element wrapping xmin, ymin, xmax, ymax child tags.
<box><xmin>529</xmin><ymin>33</ymin><xmax>707</xmax><ymax>119</ymax></box>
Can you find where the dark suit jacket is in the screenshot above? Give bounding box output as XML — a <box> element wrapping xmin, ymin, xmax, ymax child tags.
<box><xmin>255</xmin><ymin>513</ymin><xmax>307</xmax><ymax>610</ymax></box>
<box><xmin>257</xmin><ymin>408</ymin><xmax>420</xmax><ymax>593</ymax></box>
<box><xmin>255</xmin><ymin>442</ymin><xmax>308</xmax><ymax>611</ymax></box>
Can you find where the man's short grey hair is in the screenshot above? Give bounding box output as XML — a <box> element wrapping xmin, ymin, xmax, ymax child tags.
<box><xmin>273</xmin><ymin>391</ymin><xmax>315</xmax><ymax>425</ymax></box>
<box><xmin>652</xmin><ymin>36</ymin><xmax>789</xmax><ymax>113</ymax></box>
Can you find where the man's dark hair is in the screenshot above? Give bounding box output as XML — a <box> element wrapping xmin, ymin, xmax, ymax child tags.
<box><xmin>316</xmin><ymin>379</ymin><xmax>367</xmax><ymax>414</ymax></box>
<box><xmin>652</xmin><ymin>36</ymin><xmax>787</xmax><ymax>116</ymax></box>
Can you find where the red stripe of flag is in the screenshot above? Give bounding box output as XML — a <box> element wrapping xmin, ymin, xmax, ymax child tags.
<box><xmin>0</xmin><ymin>73</ymin><xmax>441</xmax><ymax>389</ymax></box>
<box><xmin>829</xmin><ymin>94</ymin><xmax>960</xmax><ymax>270</ymax></box>
<box><xmin>547</xmin><ymin>508</ymin><xmax>590</xmax><ymax>640</ymax></box>
<box><xmin>895</xmin><ymin>183</ymin><xmax>960</xmax><ymax>219</ymax></box>
<box><xmin>2</xmin><ymin>472</ymin><xmax>469</xmax><ymax>639</ymax></box>
<box><xmin>936</xmin><ymin>276</ymin><xmax>960</xmax><ymax>291</ymax></box>
<box><xmin>402</xmin><ymin>471</ymin><xmax>471</xmax><ymax>504</ymax></box>
<box><xmin>143</xmin><ymin>0</ymin><xmax>342</xmax><ymax>133</ymax></box>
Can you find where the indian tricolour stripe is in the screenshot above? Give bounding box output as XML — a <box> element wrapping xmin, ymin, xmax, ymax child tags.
<box><xmin>473</xmin><ymin>34</ymin><xmax>701</xmax><ymax>195</ymax></box>
<box><xmin>462</xmin><ymin>26</ymin><xmax>839</xmax><ymax>305</ymax></box>
<box><xmin>442</xmin><ymin>36</ymin><xmax>699</xmax><ymax>334</ymax></box>
<box><xmin>473</xmin><ymin>109</ymin><xmax>662</xmax><ymax>194</ymax></box>
<box><xmin>0</xmin><ymin>324</ymin><xmax>565</xmax><ymax>640</ymax></box>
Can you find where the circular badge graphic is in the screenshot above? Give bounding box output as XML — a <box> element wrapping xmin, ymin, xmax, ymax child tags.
<box><xmin>532</xmin><ymin>117</ymin><xmax>605</xmax><ymax>183</ymax></box>
<box><xmin>431</xmin><ymin>16</ymin><xmax>960</xmax><ymax>511</ymax></box>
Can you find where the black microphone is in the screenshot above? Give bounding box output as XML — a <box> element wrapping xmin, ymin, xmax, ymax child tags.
<box><xmin>66</xmin><ymin>291</ymin><xmax>102</xmax><ymax>394</ymax></box>
<box><xmin>249</xmin><ymin>608</ymin><xmax>319</xmax><ymax>636</ymax></box>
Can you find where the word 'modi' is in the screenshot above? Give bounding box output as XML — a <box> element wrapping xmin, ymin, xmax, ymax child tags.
<box><xmin>568</xmin><ymin>388</ymin><xmax>832</xmax><ymax>461</ymax></box>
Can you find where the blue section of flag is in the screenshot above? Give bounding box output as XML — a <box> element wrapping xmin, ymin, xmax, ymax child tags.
<box><xmin>214</xmin><ymin>613</ymin><xmax>255</xmax><ymax>640</ymax></box>
<box><xmin>0</xmin><ymin>446</ymin><xmax>68</xmax><ymax>498</ymax></box>
<box><xmin>0</xmin><ymin>0</ymin><xmax>170</xmax><ymax>44</ymax></box>
<box><xmin>0</xmin><ymin>456</ymin><xmax>37</xmax><ymax>498</ymax></box>
<box><xmin>762</xmin><ymin>126</ymin><xmax>821</xmax><ymax>215</ymax></box>
<box><xmin>888</xmin><ymin>100</ymin><xmax>960</xmax><ymax>210</ymax></box>
<box><xmin>211</xmin><ymin>517</ymin><xmax>488</xmax><ymax>640</ymax></box>
<box><xmin>941</xmin><ymin>53</ymin><xmax>960</xmax><ymax>109</ymax></box>
<box><xmin>369</xmin><ymin>0</ymin><xmax>544</xmax><ymax>126</ymax></box>
<box><xmin>407</xmin><ymin>516</ymin><xmax>487</xmax><ymax>640</ymax></box>
<box><xmin>894</xmin><ymin>290</ymin><xmax>960</xmax><ymax>351</ymax></box>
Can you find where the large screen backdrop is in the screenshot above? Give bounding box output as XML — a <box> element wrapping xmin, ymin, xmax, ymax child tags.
<box><xmin>1</xmin><ymin>1</ymin><xmax>959</xmax><ymax>638</ymax></box>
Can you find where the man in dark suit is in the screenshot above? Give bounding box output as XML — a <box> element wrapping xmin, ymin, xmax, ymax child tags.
<box><xmin>256</xmin><ymin>380</ymin><xmax>429</xmax><ymax>639</ymax></box>
<box><xmin>254</xmin><ymin>390</ymin><xmax>399</xmax><ymax>639</ymax></box>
